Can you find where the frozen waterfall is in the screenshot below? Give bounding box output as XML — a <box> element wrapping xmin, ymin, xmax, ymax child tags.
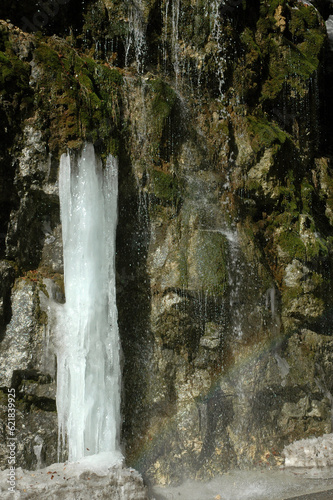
<box><xmin>56</xmin><ymin>143</ymin><xmax>122</xmax><ymax>463</ymax></box>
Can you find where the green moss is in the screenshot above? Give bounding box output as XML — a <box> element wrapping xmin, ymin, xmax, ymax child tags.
<box><xmin>277</xmin><ymin>230</ymin><xmax>306</xmax><ymax>260</ymax></box>
<box><xmin>232</xmin><ymin>28</ymin><xmax>263</xmax><ymax>101</ymax></box>
<box><xmin>288</xmin><ymin>3</ymin><xmax>320</xmax><ymax>45</ymax></box>
<box><xmin>247</xmin><ymin>114</ymin><xmax>288</xmax><ymax>153</ymax></box>
<box><xmin>245</xmin><ymin>1</ymin><xmax>325</xmax><ymax>105</ymax></box>
<box><xmin>266</xmin><ymin>175</ymin><xmax>305</xmax><ymax>261</ymax></box>
<box><xmin>149</xmin><ymin>78</ymin><xmax>177</xmax><ymax>135</ymax></box>
<box><xmin>234</xmin><ymin>1</ymin><xmax>325</xmax><ymax>103</ymax></box>
<box><xmin>150</xmin><ymin>169</ymin><xmax>182</xmax><ymax>206</ymax></box>
<box><xmin>305</xmin><ymin>237</ymin><xmax>331</xmax><ymax>260</ymax></box>
<box><xmin>261</xmin><ymin>41</ymin><xmax>316</xmax><ymax>101</ymax></box>
<box><xmin>286</xmin><ymin>41</ymin><xmax>317</xmax><ymax>77</ymax></box>
<box><xmin>282</xmin><ymin>284</ymin><xmax>303</xmax><ymax>306</ymax></box>
<box><xmin>107</xmin><ymin>137</ymin><xmax>120</xmax><ymax>157</ymax></box>
<box><xmin>299</xmin><ymin>29</ymin><xmax>326</xmax><ymax>64</ymax></box>
<box><xmin>38</xmin><ymin>281</ymin><xmax>49</xmax><ymax>298</ymax></box>
<box><xmin>280</xmin><ymin>188</ymin><xmax>299</xmax><ymax>216</ymax></box>
<box><xmin>241</xmin><ymin>28</ymin><xmax>262</xmax><ymax>57</ymax></box>
<box><xmin>289</xmin><ymin>8</ymin><xmax>306</xmax><ymax>40</ymax></box>
<box><xmin>0</xmin><ymin>52</ymin><xmax>30</xmax><ymax>96</ymax></box>
<box><xmin>263</xmin><ymin>169</ymin><xmax>333</xmax><ymax>265</ymax></box>
<box><xmin>34</xmin><ymin>44</ymin><xmax>62</xmax><ymax>75</ymax></box>
<box><xmin>293</xmin><ymin>3</ymin><xmax>319</xmax><ymax>30</ymax></box>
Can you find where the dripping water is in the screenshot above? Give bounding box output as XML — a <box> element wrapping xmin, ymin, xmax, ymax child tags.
<box><xmin>171</xmin><ymin>0</ymin><xmax>181</xmax><ymax>85</ymax></box>
<box><xmin>125</xmin><ymin>1</ymin><xmax>146</xmax><ymax>73</ymax></box>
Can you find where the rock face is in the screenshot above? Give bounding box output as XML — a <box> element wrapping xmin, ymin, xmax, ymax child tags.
<box><xmin>0</xmin><ymin>278</ymin><xmax>59</xmax><ymax>470</ymax></box>
<box><xmin>1</xmin><ymin>0</ymin><xmax>333</xmax><ymax>487</ymax></box>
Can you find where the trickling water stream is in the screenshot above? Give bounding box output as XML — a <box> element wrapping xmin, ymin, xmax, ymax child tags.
<box><xmin>125</xmin><ymin>1</ymin><xmax>146</xmax><ymax>73</ymax></box>
<box><xmin>56</xmin><ymin>143</ymin><xmax>122</xmax><ymax>463</ymax></box>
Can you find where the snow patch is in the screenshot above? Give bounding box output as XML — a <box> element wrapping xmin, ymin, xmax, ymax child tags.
<box><xmin>283</xmin><ymin>433</ymin><xmax>333</xmax><ymax>467</ymax></box>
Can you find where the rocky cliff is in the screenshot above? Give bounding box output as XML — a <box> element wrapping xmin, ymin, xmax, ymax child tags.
<box><xmin>1</xmin><ymin>0</ymin><xmax>333</xmax><ymax>485</ymax></box>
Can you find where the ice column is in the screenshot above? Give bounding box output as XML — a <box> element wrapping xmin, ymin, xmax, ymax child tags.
<box><xmin>56</xmin><ymin>143</ymin><xmax>121</xmax><ymax>462</ymax></box>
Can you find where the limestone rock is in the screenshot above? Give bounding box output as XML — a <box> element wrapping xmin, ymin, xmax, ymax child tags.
<box><xmin>0</xmin><ymin>279</ymin><xmax>39</xmax><ymax>388</ymax></box>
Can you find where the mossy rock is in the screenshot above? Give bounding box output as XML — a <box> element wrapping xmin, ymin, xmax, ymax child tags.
<box><xmin>33</xmin><ymin>37</ymin><xmax>123</xmax><ymax>156</ymax></box>
<box><xmin>277</xmin><ymin>230</ymin><xmax>306</xmax><ymax>261</ymax></box>
<box><xmin>149</xmin><ymin>168</ymin><xmax>183</xmax><ymax>206</ymax></box>
<box><xmin>260</xmin><ymin>0</ymin><xmax>288</xmax><ymax>17</ymax></box>
<box><xmin>0</xmin><ymin>26</ymin><xmax>32</xmax><ymax>130</ymax></box>
<box><xmin>0</xmin><ymin>51</ymin><xmax>30</xmax><ymax>97</ymax></box>
<box><xmin>247</xmin><ymin>114</ymin><xmax>288</xmax><ymax>154</ymax></box>
<box><xmin>234</xmin><ymin>0</ymin><xmax>325</xmax><ymax>109</ymax></box>
<box><xmin>148</xmin><ymin>78</ymin><xmax>177</xmax><ymax>140</ymax></box>
<box><xmin>187</xmin><ymin>230</ymin><xmax>228</xmax><ymax>297</ymax></box>
<box><xmin>177</xmin><ymin>0</ymin><xmax>213</xmax><ymax>49</ymax></box>
<box><xmin>261</xmin><ymin>1</ymin><xmax>325</xmax><ymax>101</ymax></box>
<box><xmin>261</xmin><ymin>39</ymin><xmax>316</xmax><ymax>101</ymax></box>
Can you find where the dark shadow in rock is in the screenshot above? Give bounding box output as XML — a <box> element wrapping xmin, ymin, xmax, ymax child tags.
<box><xmin>116</xmin><ymin>134</ymin><xmax>154</xmax><ymax>469</ymax></box>
<box><xmin>0</xmin><ymin>262</ymin><xmax>15</xmax><ymax>343</ymax></box>
<box><xmin>197</xmin><ymin>388</ymin><xmax>234</xmax><ymax>466</ymax></box>
<box><xmin>6</xmin><ymin>191</ymin><xmax>60</xmax><ymax>270</ymax></box>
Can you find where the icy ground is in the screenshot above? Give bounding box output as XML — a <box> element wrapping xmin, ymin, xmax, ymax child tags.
<box><xmin>150</xmin><ymin>467</ymin><xmax>333</xmax><ymax>500</ymax></box>
<box><xmin>2</xmin><ymin>463</ymin><xmax>333</xmax><ymax>500</ymax></box>
<box><xmin>284</xmin><ymin>434</ymin><xmax>333</xmax><ymax>468</ymax></box>
<box><xmin>0</xmin><ymin>453</ymin><xmax>149</xmax><ymax>499</ymax></box>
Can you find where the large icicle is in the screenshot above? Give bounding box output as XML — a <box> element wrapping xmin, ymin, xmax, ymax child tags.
<box><xmin>56</xmin><ymin>143</ymin><xmax>121</xmax><ymax>463</ymax></box>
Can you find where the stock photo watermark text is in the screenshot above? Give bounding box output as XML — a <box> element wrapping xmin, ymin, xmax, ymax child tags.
<box><xmin>7</xmin><ymin>388</ymin><xmax>16</xmax><ymax>493</ymax></box>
